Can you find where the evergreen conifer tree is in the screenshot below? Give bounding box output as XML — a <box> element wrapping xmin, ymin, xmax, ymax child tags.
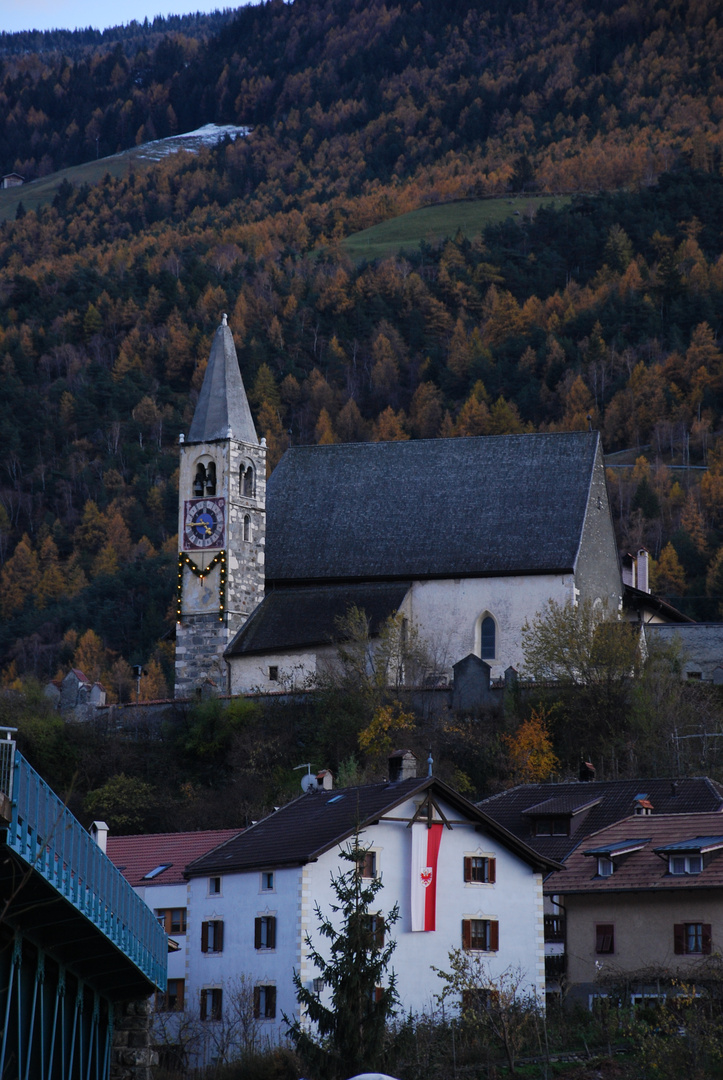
<box><xmin>287</xmin><ymin>836</ymin><xmax>400</xmax><ymax>1079</ymax></box>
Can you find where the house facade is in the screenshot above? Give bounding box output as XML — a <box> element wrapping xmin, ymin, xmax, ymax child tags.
<box><xmin>175</xmin><ymin>317</ymin><xmax>624</xmax><ymax>698</ymax></box>
<box><xmin>543</xmin><ymin>813</ymin><xmax>723</xmax><ymax>1006</ymax></box>
<box><xmin>478</xmin><ymin>777</ymin><xmax>723</xmax><ymax>999</ymax></box>
<box><xmin>105</xmin><ymin>827</ymin><xmax>240</xmax><ymax>1017</ymax></box>
<box><xmin>181</xmin><ymin>763</ymin><xmax>558</xmax><ymax>1053</ymax></box>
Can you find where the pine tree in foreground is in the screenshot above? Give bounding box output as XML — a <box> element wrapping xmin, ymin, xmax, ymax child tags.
<box><xmin>286</xmin><ymin>836</ymin><xmax>400</xmax><ymax>1080</ymax></box>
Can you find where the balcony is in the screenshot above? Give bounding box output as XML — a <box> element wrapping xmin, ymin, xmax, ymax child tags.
<box><xmin>0</xmin><ymin>732</ymin><xmax>166</xmax><ymax>994</ymax></box>
<box><xmin>544</xmin><ymin>914</ymin><xmax>566</xmax><ymax>943</ymax></box>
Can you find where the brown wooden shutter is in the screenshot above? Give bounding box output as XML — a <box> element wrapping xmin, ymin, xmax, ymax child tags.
<box><xmin>375</xmin><ymin>916</ymin><xmax>385</xmax><ymax>948</ymax></box>
<box><xmin>177</xmin><ymin>979</ymin><xmax>185</xmax><ymax>1011</ymax></box>
<box><xmin>215</xmin><ymin>920</ymin><xmax>224</xmax><ymax>952</ymax></box>
<box><xmin>489</xmin><ymin>920</ymin><xmax>499</xmax><ymax>952</ymax></box>
<box><xmin>268</xmin><ymin>916</ymin><xmax>276</xmax><ymax>949</ymax></box>
<box><xmin>488</xmin><ymin>858</ymin><xmax>496</xmax><ymax>884</ymax></box>
<box><xmin>266</xmin><ymin>986</ymin><xmax>277</xmax><ymax>1018</ymax></box>
<box><xmin>462</xmin><ymin>919</ymin><xmax>471</xmax><ymax>949</ymax></box>
<box><xmin>673</xmin><ymin>923</ymin><xmax>685</xmax><ymax>954</ymax></box>
<box><xmin>374</xmin><ymin>986</ymin><xmax>383</xmax><ymax>1003</ymax></box>
<box><xmin>253</xmin><ymin>987</ymin><xmax>261</xmax><ymax>1018</ymax></box>
<box><xmin>201</xmin><ymin>921</ymin><xmax>209</xmax><ymax>953</ymax></box>
<box><xmin>200</xmin><ymin>990</ymin><xmax>208</xmax><ymax>1021</ymax></box>
<box><xmin>254</xmin><ymin>917</ymin><xmax>262</xmax><ymax>949</ymax></box>
<box><xmin>213</xmin><ymin>988</ymin><xmax>223</xmax><ymax>1019</ymax></box>
<box><xmin>463</xmin><ymin>857</ymin><xmax>472</xmax><ymax>882</ymax></box>
<box><xmin>702</xmin><ymin>924</ymin><xmax>712</xmax><ymax>955</ymax></box>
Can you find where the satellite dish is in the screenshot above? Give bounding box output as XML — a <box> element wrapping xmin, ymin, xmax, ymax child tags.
<box><xmin>300</xmin><ymin>773</ymin><xmax>315</xmax><ymax>793</ymax></box>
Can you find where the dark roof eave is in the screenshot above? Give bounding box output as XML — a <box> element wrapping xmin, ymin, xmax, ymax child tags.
<box><xmin>624</xmin><ymin>584</ymin><xmax>694</xmax><ymax>623</ymax></box>
<box><xmin>265</xmin><ymin>566</ymin><xmax>577</xmax><ymax>590</ymax></box>
<box><xmin>543</xmin><ymin>882</ymin><xmax>722</xmax><ymax>895</ymax></box>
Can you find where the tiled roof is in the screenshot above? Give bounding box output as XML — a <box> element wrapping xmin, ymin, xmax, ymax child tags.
<box><xmin>185</xmin><ymin>776</ymin><xmax>560</xmax><ymax>878</ymax></box>
<box><xmin>521</xmin><ymin>794</ymin><xmax>602</xmax><ymax>816</ymax></box>
<box><xmin>226</xmin><ymin>581</ymin><xmax>410</xmax><ymax>657</ymax></box>
<box><xmin>265</xmin><ymin>432</ymin><xmax>600</xmax><ymax>584</ymax></box>
<box><xmin>187</xmin><ymin>321</ymin><xmax>257</xmax><ymax>445</ymax></box>
<box><xmin>107</xmin><ymin>829</ymin><xmax>240</xmax><ymax>887</ymax></box>
<box><xmin>478</xmin><ymin>777</ymin><xmax>723</xmax><ymax>864</ymax></box>
<box><xmin>544</xmin><ymin>813</ymin><xmax>723</xmax><ymax>893</ymax></box>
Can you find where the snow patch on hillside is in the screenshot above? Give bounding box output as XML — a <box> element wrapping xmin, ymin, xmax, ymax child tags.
<box><xmin>134</xmin><ymin>124</ymin><xmax>251</xmax><ymax>161</ymax></box>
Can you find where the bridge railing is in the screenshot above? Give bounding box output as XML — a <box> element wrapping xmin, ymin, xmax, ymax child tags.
<box><xmin>1</xmin><ymin>736</ymin><xmax>166</xmax><ymax>991</ymax></box>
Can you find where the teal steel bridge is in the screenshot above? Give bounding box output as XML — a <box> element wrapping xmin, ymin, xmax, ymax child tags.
<box><xmin>0</xmin><ymin>730</ymin><xmax>167</xmax><ymax>1079</ymax></box>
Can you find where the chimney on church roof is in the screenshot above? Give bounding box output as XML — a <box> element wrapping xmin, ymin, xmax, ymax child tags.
<box><xmin>187</xmin><ymin>316</ymin><xmax>258</xmax><ymax>445</ymax></box>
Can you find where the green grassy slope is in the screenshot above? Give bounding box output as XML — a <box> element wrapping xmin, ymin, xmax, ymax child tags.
<box><xmin>341</xmin><ymin>195</ymin><xmax>571</xmax><ymax>262</ymax></box>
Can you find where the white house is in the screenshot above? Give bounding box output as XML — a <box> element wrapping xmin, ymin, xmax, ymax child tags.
<box><xmin>174</xmin><ymin>319</ymin><xmax>624</xmax><ymax>698</ymax></box>
<box><xmin>104</xmin><ymin>826</ymin><xmax>240</xmax><ymax>1015</ymax></box>
<box><xmin>181</xmin><ymin>756</ymin><xmax>559</xmax><ymax>1051</ymax></box>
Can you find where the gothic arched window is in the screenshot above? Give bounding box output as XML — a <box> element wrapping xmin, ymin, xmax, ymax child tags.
<box><xmin>243</xmin><ymin>515</ymin><xmax>251</xmax><ymax>542</ymax></box>
<box><xmin>480</xmin><ymin>616</ymin><xmax>496</xmax><ymax>660</ymax></box>
<box><xmin>242</xmin><ymin>465</ymin><xmax>254</xmax><ymax>498</ymax></box>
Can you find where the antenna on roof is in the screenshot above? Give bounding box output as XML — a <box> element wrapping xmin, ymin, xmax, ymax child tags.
<box><xmin>295</xmin><ymin>762</ymin><xmax>315</xmax><ymax>793</ymax></box>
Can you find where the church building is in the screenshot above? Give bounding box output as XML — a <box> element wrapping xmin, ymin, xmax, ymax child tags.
<box><xmin>175</xmin><ymin>319</ymin><xmax>623</xmax><ymax>698</ymax></box>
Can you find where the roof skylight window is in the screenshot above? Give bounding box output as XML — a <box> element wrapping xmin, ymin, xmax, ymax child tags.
<box><xmin>142</xmin><ymin>863</ymin><xmax>172</xmax><ymax>880</ymax></box>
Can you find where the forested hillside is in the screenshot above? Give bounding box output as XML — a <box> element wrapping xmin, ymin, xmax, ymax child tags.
<box><xmin>0</xmin><ymin>0</ymin><xmax>722</xmax><ymax>699</ymax></box>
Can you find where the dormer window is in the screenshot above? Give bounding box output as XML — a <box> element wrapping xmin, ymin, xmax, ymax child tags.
<box><xmin>535</xmin><ymin>817</ymin><xmax>569</xmax><ymax>837</ymax></box>
<box><xmin>597</xmin><ymin>856</ymin><xmax>614</xmax><ymax>878</ymax></box>
<box><xmin>670</xmin><ymin>854</ymin><xmax>702</xmax><ymax>875</ymax></box>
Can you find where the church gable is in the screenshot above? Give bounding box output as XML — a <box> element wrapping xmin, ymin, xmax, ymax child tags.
<box><xmin>266</xmin><ymin>432</ymin><xmax>602</xmax><ymax>585</ymax></box>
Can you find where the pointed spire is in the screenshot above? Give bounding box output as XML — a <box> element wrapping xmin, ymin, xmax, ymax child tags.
<box><xmin>187</xmin><ymin>316</ymin><xmax>258</xmax><ymax>444</ymax></box>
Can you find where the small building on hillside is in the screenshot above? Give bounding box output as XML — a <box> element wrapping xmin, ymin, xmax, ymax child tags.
<box><xmin>644</xmin><ymin>623</ymin><xmax>723</xmax><ymax>682</ymax></box>
<box><xmin>543</xmin><ymin>813</ymin><xmax>723</xmax><ymax>1006</ymax></box>
<box><xmin>180</xmin><ymin>756</ymin><xmax>558</xmax><ymax>1055</ymax></box>
<box><xmin>1</xmin><ymin>173</ymin><xmax>24</xmax><ymax>189</ymax></box>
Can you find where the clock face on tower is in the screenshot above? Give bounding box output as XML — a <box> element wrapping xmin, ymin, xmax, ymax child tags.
<box><xmin>183</xmin><ymin>497</ymin><xmax>226</xmax><ymax>550</ymax></box>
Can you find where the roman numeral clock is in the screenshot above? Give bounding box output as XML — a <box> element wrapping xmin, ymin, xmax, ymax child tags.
<box><xmin>183</xmin><ymin>497</ymin><xmax>226</xmax><ymax>550</ymax></box>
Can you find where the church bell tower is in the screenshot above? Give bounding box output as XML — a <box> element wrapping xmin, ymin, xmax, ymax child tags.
<box><xmin>175</xmin><ymin>315</ymin><xmax>266</xmax><ymax>697</ymax></box>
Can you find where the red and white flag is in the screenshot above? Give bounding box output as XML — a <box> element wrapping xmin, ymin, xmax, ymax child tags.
<box><xmin>411</xmin><ymin>822</ymin><xmax>443</xmax><ymax>931</ymax></box>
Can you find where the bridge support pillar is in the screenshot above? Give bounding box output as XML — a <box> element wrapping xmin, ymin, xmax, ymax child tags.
<box><xmin>111</xmin><ymin>998</ymin><xmax>158</xmax><ymax>1080</ymax></box>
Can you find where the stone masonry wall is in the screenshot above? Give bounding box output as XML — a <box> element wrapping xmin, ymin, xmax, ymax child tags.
<box><xmin>111</xmin><ymin>999</ymin><xmax>157</xmax><ymax>1080</ymax></box>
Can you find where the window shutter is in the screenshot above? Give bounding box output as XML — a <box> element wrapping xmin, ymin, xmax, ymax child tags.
<box><xmin>374</xmin><ymin>986</ymin><xmax>383</xmax><ymax>1003</ymax></box>
<box><xmin>215</xmin><ymin>921</ymin><xmax>224</xmax><ymax>952</ymax></box>
<box><xmin>463</xmin><ymin>857</ymin><xmax>472</xmax><ymax>882</ymax></box>
<box><xmin>254</xmin><ymin>917</ymin><xmax>262</xmax><ymax>949</ymax></box>
<box><xmin>213</xmin><ymin>989</ymin><xmax>223</xmax><ymax>1019</ymax></box>
<box><xmin>673</xmin><ymin>924</ymin><xmax>685</xmax><ymax>954</ymax></box>
<box><xmin>200</xmin><ymin>990</ymin><xmax>208</xmax><ymax>1021</ymax></box>
<box><xmin>266</xmin><ymin>986</ymin><xmax>277</xmax><ymax>1018</ymax></box>
<box><xmin>702</xmin><ymin>924</ymin><xmax>712</xmax><ymax>955</ymax></box>
<box><xmin>201</xmin><ymin>921</ymin><xmax>209</xmax><ymax>953</ymax></box>
<box><xmin>253</xmin><ymin>987</ymin><xmax>261</xmax><ymax>1018</ymax></box>
<box><xmin>488</xmin><ymin>858</ymin><xmax>496</xmax><ymax>884</ymax></box>
<box><xmin>177</xmin><ymin>979</ymin><xmax>185</xmax><ymax>1011</ymax></box>
<box><xmin>374</xmin><ymin>916</ymin><xmax>385</xmax><ymax>948</ymax></box>
<box><xmin>489</xmin><ymin>920</ymin><xmax>499</xmax><ymax>952</ymax></box>
<box><xmin>268</xmin><ymin>916</ymin><xmax>276</xmax><ymax>949</ymax></box>
<box><xmin>462</xmin><ymin>919</ymin><xmax>471</xmax><ymax>949</ymax></box>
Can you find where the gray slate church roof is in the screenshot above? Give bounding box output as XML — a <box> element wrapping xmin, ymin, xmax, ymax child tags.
<box><xmin>187</xmin><ymin>318</ymin><xmax>258</xmax><ymax>444</ymax></box>
<box><xmin>226</xmin><ymin>581</ymin><xmax>410</xmax><ymax>657</ymax></box>
<box><xmin>265</xmin><ymin>431</ymin><xmax>602</xmax><ymax>584</ymax></box>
